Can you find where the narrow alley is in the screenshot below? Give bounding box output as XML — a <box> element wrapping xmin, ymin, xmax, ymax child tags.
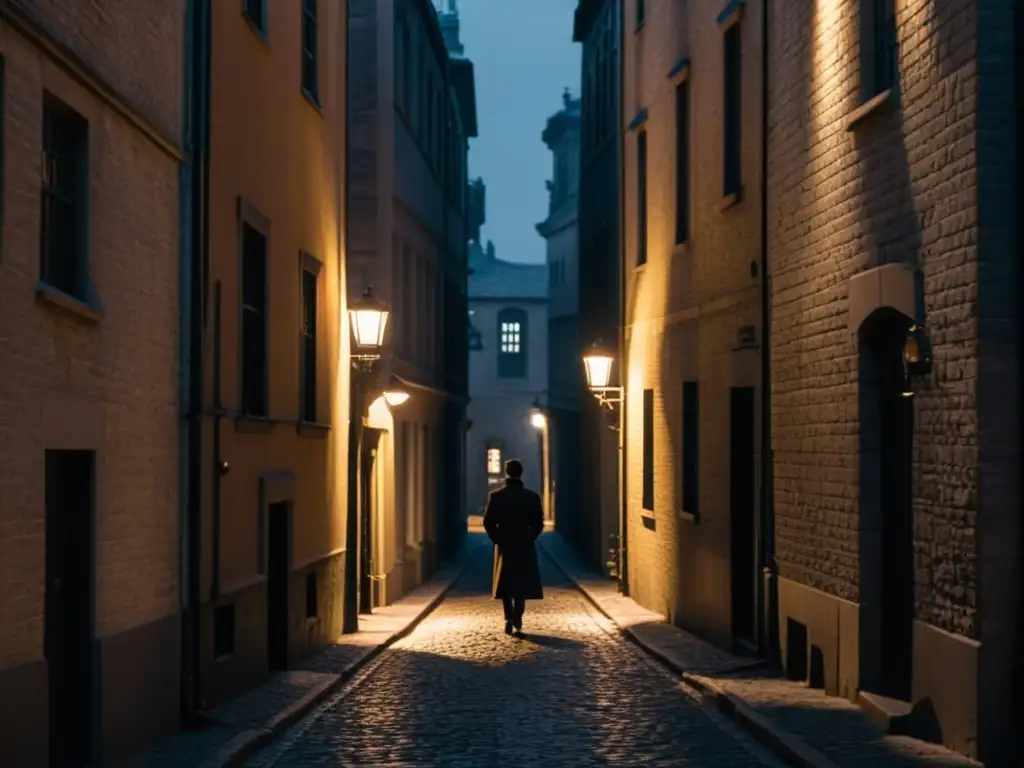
<box><xmin>243</xmin><ymin>542</ymin><xmax>784</xmax><ymax>767</ymax></box>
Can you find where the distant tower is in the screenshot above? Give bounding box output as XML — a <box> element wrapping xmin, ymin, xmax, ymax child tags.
<box><xmin>437</xmin><ymin>0</ymin><xmax>464</xmax><ymax>56</ymax></box>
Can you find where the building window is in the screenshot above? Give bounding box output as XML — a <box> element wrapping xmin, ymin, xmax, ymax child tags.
<box><xmin>636</xmin><ymin>0</ymin><xmax>645</xmax><ymax>28</ymax></box>
<box><xmin>214</xmin><ymin>603</ymin><xmax>235</xmax><ymax>660</ymax></box>
<box><xmin>497</xmin><ymin>307</ymin><xmax>527</xmax><ymax>378</ymax></box>
<box><xmin>40</xmin><ymin>95</ymin><xmax>88</xmax><ymax>299</ymax></box>
<box><xmin>486</xmin><ymin>445</ymin><xmax>502</xmax><ymax>476</ymax></box>
<box><xmin>675</xmin><ymin>79</ymin><xmax>690</xmax><ymax>244</ymax></box>
<box><xmin>861</xmin><ymin>0</ymin><xmax>897</xmax><ymax>100</ymax></box>
<box><xmin>682</xmin><ymin>381</ymin><xmax>699</xmax><ymax>517</ymax></box>
<box><xmin>243</xmin><ymin>0</ymin><xmax>265</xmax><ymax>34</ymax></box>
<box><xmin>299</xmin><ymin>256</ymin><xmax>320</xmax><ymax>423</ymax></box>
<box><xmin>241</xmin><ymin>220</ymin><xmax>268</xmax><ymax>417</ymax></box>
<box><xmin>642</xmin><ymin>389</ymin><xmax>654</xmax><ymax>511</ymax></box>
<box><xmin>636</xmin><ymin>130</ymin><xmax>648</xmax><ymax>266</ymax></box>
<box><xmin>301</xmin><ymin>0</ymin><xmax>318</xmax><ymax>103</ymax></box>
<box><xmin>723</xmin><ymin>24</ymin><xmax>742</xmax><ymax>196</ymax></box>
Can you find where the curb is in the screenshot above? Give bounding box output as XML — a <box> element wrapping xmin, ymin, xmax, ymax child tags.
<box><xmin>215</xmin><ymin>540</ymin><xmax>487</xmax><ymax>768</ymax></box>
<box><xmin>536</xmin><ymin>536</ymin><xmax>837</xmax><ymax>768</ymax></box>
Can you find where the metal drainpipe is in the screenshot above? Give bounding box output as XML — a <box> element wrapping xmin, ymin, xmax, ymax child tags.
<box><xmin>181</xmin><ymin>0</ymin><xmax>210</xmax><ymax>722</ymax></box>
<box><xmin>211</xmin><ymin>282</ymin><xmax>223</xmax><ymax>599</ymax></box>
<box><xmin>616</xmin><ymin>0</ymin><xmax>629</xmax><ymax>595</ymax></box>
<box><xmin>758</xmin><ymin>0</ymin><xmax>778</xmax><ymax>662</ymax></box>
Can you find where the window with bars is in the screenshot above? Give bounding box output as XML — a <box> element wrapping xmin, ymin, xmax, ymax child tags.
<box><xmin>497</xmin><ymin>308</ymin><xmax>527</xmax><ymax>378</ymax></box>
<box><xmin>241</xmin><ymin>222</ymin><xmax>268</xmax><ymax>417</ymax></box>
<box><xmin>723</xmin><ymin>24</ymin><xmax>742</xmax><ymax>196</ymax></box>
<box><xmin>40</xmin><ymin>95</ymin><xmax>88</xmax><ymax>299</ymax></box>
<box><xmin>675</xmin><ymin>79</ymin><xmax>691</xmax><ymax>244</ymax></box>
<box><xmin>243</xmin><ymin>0</ymin><xmax>265</xmax><ymax>34</ymax></box>
<box><xmin>301</xmin><ymin>0</ymin><xmax>318</xmax><ymax>103</ymax></box>
<box><xmin>300</xmin><ymin>263</ymin><xmax>318</xmax><ymax>422</ymax></box>
<box><xmin>861</xmin><ymin>0</ymin><xmax>897</xmax><ymax>100</ymax></box>
<box><xmin>636</xmin><ymin>130</ymin><xmax>648</xmax><ymax>266</ymax></box>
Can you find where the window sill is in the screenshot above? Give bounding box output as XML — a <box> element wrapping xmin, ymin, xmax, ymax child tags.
<box><xmin>36</xmin><ymin>281</ymin><xmax>104</xmax><ymax>324</ymax></box>
<box><xmin>301</xmin><ymin>88</ymin><xmax>322</xmax><ymax>116</ymax></box>
<box><xmin>634</xmin><ymin>260</ymin><xmax>648</xmax><ymax>272</ymax></box>
<box><xmin>235</xmin><ymin>415</ymin><xmax>276</xmax><ymax>434</ymax></box>
<box><xmin>680</xmin><ymin>510</ymin><xmax>700</xmax><ymax>524</ymax></box>
<box><xmin>672</xmin><ymin>240</ymin><xmax>690</xmax><ymax>258</ymax></box>
<box><xmin>640</xmin><ymin>512</ymin><xmax>656</xmax><ymax>531</ymax></box>
<box><xmin>634</xmin><ymin>20</ymin><xmax>645</xmax><ymax>33</ymax></box>
<box><xmin>720</xmin><ymin>189</ymin><xmax>742</xmax><ymax>212</ymax></box>
<box><xmin>846</xmin><ymin>88</ymin><xmax>897</xmax><ymax>132</ymax></box>
<box><xmin>297</xmin><ymin>420</ymin><xmax>330</xmax><ymax>438</ymax></box>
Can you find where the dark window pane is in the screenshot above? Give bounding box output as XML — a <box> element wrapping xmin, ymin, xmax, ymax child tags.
<box><xmin>301</xmin><ymin>269</ymin><xmax>317</xmax><ymax>422</ymax></box>
<box><xmin>682</xmin><ymin>381</ymin><xmax>699</xmax><ymax>516</ymax></box>
<box><xmin>40</xmin><ymin>97</ymin><xmax>86</xmax><ymax>298</ymax></box>
<box><xmin>642</xmin><ymin>389</ymin><xmax>654</xmax><ymax>511</ymax></box>
<box><xmin>244</xmin><ymin>0</ymin><xmax>264</xmax><ymax>30</ymax></box>
<box><xmin>636</xmin><ymin>131</ymin><xmax>647</xmax><ymax>266</ymax></box>
<box><xmin>675</xmin><ymin>80</ymin><xmax>690</xmax><ymax>243</ymax></box>
<box><xmin>723</xmin><ymin>25</ymin><xmax>742</xmax><ymax>195</ymax></box>
<box><xmin>241</xmin><ymin>223</ymin><xmax>267</xmax><ymax>416</ymax></box>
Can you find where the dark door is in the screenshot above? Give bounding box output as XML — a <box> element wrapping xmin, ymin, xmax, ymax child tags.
<box><xmin>266</xmin><ymin>502</ymin><xmax>290</xmax><ymax>671</ymax></box>
<box><xmin>878</xmin><ymin>338</ymin><xmax>914</xmax><ymax>700</ymax></box>
<box><xmin>360</xmin><ymin>429</ymin><xmax>382</xmax><ymax>614</ymax></box>
<box><xmin>730</xmin><ymin>387</ymin><xmax>757</xmax><ymax>645</ymax></box>
<box><xmin>45</xmin><ymin>450</ymin><xmax>95</xmax><ymax>768</ymax></box>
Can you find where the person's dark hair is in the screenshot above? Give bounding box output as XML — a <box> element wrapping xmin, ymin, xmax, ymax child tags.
<box><xmin>505</xmin><ymin>459</ymin><xmax>523</xmax><ymax>479</ymax></box>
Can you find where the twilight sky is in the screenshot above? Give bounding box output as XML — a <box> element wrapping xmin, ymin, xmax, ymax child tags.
<box><xmin>455</xmin><ymin>0</ymin><xmax>581</xmax><ymax>265</ymax></box>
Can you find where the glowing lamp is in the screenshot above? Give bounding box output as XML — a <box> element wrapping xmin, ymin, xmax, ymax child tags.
<box><xmin>583</xmin><ymin>341</ymin><xmax>615</xmax><ymax>390</ymax></box>
<box><xmin>530</xmin><ymin>410</ymin><xmax>547</xmax><ymax>430</ymax></box>
<box><xmin>382</xmin><ymin>376</ymin><xmax>410</xmax><ymax>407</ymax></box>
<box><xmin>349</xmin><ymin>286</ymin><xmax>389</xmax><ymax>352</ymax></box>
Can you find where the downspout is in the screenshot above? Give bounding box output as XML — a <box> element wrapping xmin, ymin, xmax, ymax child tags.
<box><xmin>758</xmin><ymin>0</ymin><xmax>778</xmax><ymax>662</ymax></box>
<box><xmin>211</xmin><ymin>281</ymin><xmax>223</xmax><ymax>599</ymax></box>
<box><xmin>616</xmin><ymin>0</ymin><xmax>629</xmax><ymax>595</ymax></box>
<box><xmin>181</xmin><ymin>0</ymin><xmax>210</xmax><ymax>722</ymax></box>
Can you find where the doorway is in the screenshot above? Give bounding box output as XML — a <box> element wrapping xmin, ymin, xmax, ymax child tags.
<box><xmin>266</xmin><ymin>501</ymin><xmax>291</xmax><ymax>671</ymax></box>
<box><xmin>360</xmin><ymin>428</ymin><xmax>382</xmax><ymax>613</ymax></box>
<box><xmin>860</xmin><ymin>309</ymin><xmax>915</xmax><ymax>701</ymax></box>
<box><xmin>45</xmin><ymin>449</ymin><xmax>95</xmax><ymax>768</ymax></box>
<box><xmin>730</xmin><ymin>387</ymin><xmax>757</xmax><ymax>646</ymax></box>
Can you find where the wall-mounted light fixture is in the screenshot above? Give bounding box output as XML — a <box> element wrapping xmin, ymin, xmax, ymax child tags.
<box><xmin>582</xmin><ymin>339</ymin><xmax>621</xmax><ymax>411</ymax></box>
<box><xmin>901</xmin><ymin>323</ymin><xmax>933</xmax><ymax>397</ymax></box>
<box><xmin>349</xmin><ymin>286</ymin><xmax>389</xmax><ymax>369</ymax></box>
<box><xmin>530</xmin><ymin>398</ymin><xmax>547</xmax><ymax>430</ymax></box>
<box><xmin>383</xmin><ymin>375</ymin><xmax>411</xmax><ymax>408</ymax></box>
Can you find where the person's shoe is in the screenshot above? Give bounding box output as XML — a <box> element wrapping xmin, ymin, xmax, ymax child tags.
<box><xmin>513</xmin><ymin>616</ymin><xmax>523</xmax><ymax>632</ymax></box>
<box><xmin>504</xmin><ymin>620</ymin><xmax>513</xmax><ymax>635</ymax></box>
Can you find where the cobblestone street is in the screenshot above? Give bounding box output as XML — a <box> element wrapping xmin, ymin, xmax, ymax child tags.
<box><xmin>245</xmin><ymin>545</ymin><xmax>784</xmax><ymax>767</ymax></box>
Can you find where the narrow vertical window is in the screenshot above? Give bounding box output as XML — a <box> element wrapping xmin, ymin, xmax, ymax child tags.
<box><xmin>723</xmin><ymin>24</ymin><xmax>742</xmax><ymax>196</ymax></box>
<box><xmin>636</xmin><ymin>0</ymin><xmax>646</xmax><ymax>28</ymax></box>
<box><xmin>636</xmin><ymin>131</ymin><xmax>648</xmax><ymax>266</ymax></box>
<box><xmin>861</xmin><ymin>0</ymin><xmax>897</xmax><ymax>100</ymax></box>
<box><xmin>301</xmin><ymin>0</ymin><xmax>319</xmax><ymax>102</ymax></box>
<box><xmin>243</xmin><ymin>0</ymin><xmax>265</xmax><ymax>34</ymax></box>
<box><xmin>486</xmin><ymin>445</ymin><xmax>503</xmax><ymax>485</ymax></box>
<box><xmin>642</xmin><ymin>389</ymin><xmax>654</xmax><ymax>511</ymax></box>
<box><xmin>241</xmin><ymin>221</ymin><xmax>268</xmax><ymax>417</ymax></box>
<box><xmin>682</xmin><ymin>381</ymin><xmax>699</xmax><ymax>517</ymax></box>
<box><xmin>40</xmin><ymin>95</ymin><xmax>88</xmax><ymax>299</ymax></box>
<box><xmin>299</xmin><ymin>260</ymin><xmax>318</xmax><ymax>423</ymax></box>
<box><xmin>675</xmin><ymin>79</ymin><xmax>691</xmax><ymax>244</ymax></box>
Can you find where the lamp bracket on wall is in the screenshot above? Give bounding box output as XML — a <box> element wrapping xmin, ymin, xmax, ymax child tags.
<box><xmin>590</xmin><ymin>386</ymin><xmax>622</xmax><ymax>411</ymax></box>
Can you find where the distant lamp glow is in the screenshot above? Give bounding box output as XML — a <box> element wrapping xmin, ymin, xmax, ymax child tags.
<box><xmin>349</xmin><ymin>286</ymin><xmax>389</xmax><ymax>353</ymax></box>
<box><xmin>583</xmin><ymin>340</ymin><xmax>615</xmax><ymax>390</ymax></box>
<box><xmin>530</xmin><ymin>410</ymin><xmax>547</xmax><ymax>430</ymax></box>
<box><xmin>382</xmin><ymin>376</ymin><xmax>410</xmax><ymax>408</ymax></box>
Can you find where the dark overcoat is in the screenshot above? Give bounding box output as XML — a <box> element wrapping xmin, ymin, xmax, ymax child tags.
<box><xmin>482</xmin><ymin>479</ymin><xmax>544</xmax><ymax>600</ymax></box>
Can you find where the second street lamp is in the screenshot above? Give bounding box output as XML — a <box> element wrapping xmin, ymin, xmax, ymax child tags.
<box><xmin>343</xmin><ymin>286</ymin><xmax>394</xmax><ymax>634</ymax></box>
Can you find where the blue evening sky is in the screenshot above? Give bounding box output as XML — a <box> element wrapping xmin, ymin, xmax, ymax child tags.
<box><xmin>455</xmin><ymin>0</ymin><xmax>580</xmax><ymax>265</ymax></box>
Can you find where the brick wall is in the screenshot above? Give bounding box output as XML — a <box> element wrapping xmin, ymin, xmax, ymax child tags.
<box><xmin>0</xmin><ymin>3</ymin><xmax>182</xmax><ymax>667</ymax></box>
<box><xmin>767</xmin><ymin>0</ymin><xmax>981</xmax><ymax>636</ymax></box>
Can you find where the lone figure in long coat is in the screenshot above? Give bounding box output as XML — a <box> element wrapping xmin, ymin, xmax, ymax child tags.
<box><xmin>483</xmin><ymin>459</ymin><xmax>544</xmax><ymax>635</ymax></box>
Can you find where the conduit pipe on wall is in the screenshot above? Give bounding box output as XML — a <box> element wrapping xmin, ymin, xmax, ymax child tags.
<box><xmin>181</xmin><ymin>0</ymin><xmax>211</xmax><ymax>723</ymax></box>
<box><xmin>616</xmin><ymin>0</ymin><xmax>629</xmax><ymax>595</ymax></box>
<box><xmin>758</xmin><ymin>0</ymin><xmax>778</xmax><ymax>662</ymax></box>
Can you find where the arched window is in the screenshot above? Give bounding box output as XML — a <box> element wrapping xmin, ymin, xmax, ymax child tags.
<box><xmin>497</xmin><ymin>307</ymin><xmax>527</xmax><ymax>378</ymax></box>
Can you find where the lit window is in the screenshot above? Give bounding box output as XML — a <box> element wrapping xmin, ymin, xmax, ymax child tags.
<box><xmin>487</xmin><ymin>446</ymin><xmax>502</xmax><ymax>475</ymax></box>
<box><xmin>497</xmin><ymin>308</ymin><xmax>527</xmax><ymax>378</ymax></box>
<box><xmin>500</xmin><ymin>321</ymin><xmax>521</xmax><ymax>353</ymax></box>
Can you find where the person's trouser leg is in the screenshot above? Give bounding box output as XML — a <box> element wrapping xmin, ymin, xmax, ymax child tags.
<box><xmin>502</xmin><ymin>596</ymin><xmax>515</xmax><ymax>621</ymax></box>
<box><xmin>513</xmin><ymin>597</ymin><xmax>525</xmax><ymax>626</ymax></box>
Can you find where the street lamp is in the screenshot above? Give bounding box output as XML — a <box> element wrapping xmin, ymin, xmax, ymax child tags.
<box><xmin>530</xmin><ymin>408</ymin><xmax>547</xmax><ymax>430</ymax></box>
<box><xmin>344</xmin><ymin>286</ymin><xmax>393</xmax><ymax>634</ymax></box>
<box><xmin>530</xmin><ymin>397</ymin><xmax>552</xmax><ymax>524</ymax></box>
<box><xmin>383</xmin><ymin>375</ymin><xmax>411</xmax><ymax>408</ymax></box>
<box><xmin>582</xmin><ymin>339</ymin><xmax>621</xmax><ymax>411</ymax></box>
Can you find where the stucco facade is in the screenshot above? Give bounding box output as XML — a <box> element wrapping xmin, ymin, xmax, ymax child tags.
<box><xmin>767</xmin><ymin>0</ymin><xmax>1020</xmax><ymax>762</ymax></box>
<box><xmin>537</xmin><ymin>91</ymin><xmax>583</xmax><ymax>534</ymax></box>
<box><xmin>466</xmin><ymin>243</ymin><xmax>549</xmax><ymax>515</ymax></box>
<box><xmin>195</xmin><ymin>0</ymin><xmax>350</xmax><ymax>711</ymax></box>
<box><xmin>571</xmin><ymin>0</ymin><xmax>622</xmax><ymax>576</ymax></box>
<box><xmin>347</xmin><ymin>0</ymin><xmax>475</xmax><ymax>607</ymax></box>
<box><xmin>0</xmin><ymin>1</ymin><xmax>183</xmax><ymax>764</ymax></box>
<box><xmin>620</xmin><ymin>0</ymin><xmax>765</xmax><ymax>651</ymax></box>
